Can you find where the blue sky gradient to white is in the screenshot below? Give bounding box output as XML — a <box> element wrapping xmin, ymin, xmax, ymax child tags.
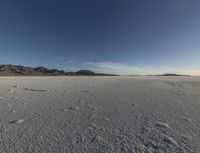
<box><xmin>0</xmin><ymin>0</ymin><xmax>200</xmax><ymax>75</ymax></box>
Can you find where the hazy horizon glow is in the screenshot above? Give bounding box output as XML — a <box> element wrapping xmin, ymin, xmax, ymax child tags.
<box><xmin>54</xmin><ymin>61</ymin><xmax>200</xmax><ymax>76</ymax></box>
<box><xmin>0</xmin><ymin>0</ymin><xmax>200</xmax><ymax>75</ymax></box>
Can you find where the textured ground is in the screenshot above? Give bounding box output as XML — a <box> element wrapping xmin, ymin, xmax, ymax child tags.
<box><xmin>0</xmin><ymin>76</ymin><xmax>200</xmax><ymax>153</ymax></box>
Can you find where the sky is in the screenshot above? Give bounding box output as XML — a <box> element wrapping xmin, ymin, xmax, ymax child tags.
<box><xmin>0</xmin><ymin>0</ymin><xmax>200</xmax><ymax>75</ymax></box>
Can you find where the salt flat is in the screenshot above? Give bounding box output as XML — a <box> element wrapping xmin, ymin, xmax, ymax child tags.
<box><xmin>0</xmin><ymin>76</ymin><xmax>200</xmax><ymax>153</ymax></box>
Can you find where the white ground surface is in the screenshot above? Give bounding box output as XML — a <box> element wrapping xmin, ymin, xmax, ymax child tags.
<box><xmin>0</xmin><ymin>76</ymin><xmax>200</xmax><ymax>153</ymax></box>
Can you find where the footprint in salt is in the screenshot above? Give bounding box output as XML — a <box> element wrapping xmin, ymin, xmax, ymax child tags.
<box><xmin>155</xmin><ymin>121</ymin><xmax>172</xmax><ymax>130</ymax></box>
<box><xmin>103</xmin><ymin>117</ymin><xmax>111</xmax><ymax>122</ymax></box>
<box><xmin>8</xmin><ymin>89</ymin><xmax>15</xmax><ymax>93</ymax></box>
<box><xmin>63</xmin><ymin>108</ymin><xmax>68</xmax><ymax>112</ymax></box>
<box><xmin>69</xmin><ymin>106</ymin><xmax>79</xmax><ymax>111</ymax></box>
<box><xmin>9</xmin><ymin>109</ymin><xmax>16</xmax><ymax>113</ymax></box>
<box><xmin>91</xmin><ymin>123</ymin><xmax>97</xmax><ymax>128</ymax></box>
<box><xmin>144</xmin><ymin>98</ymin><xmax>151</xmax><ymax>102</ymax></box>
<box><xmin>163</xmin><ymin>136</ymin><xmax>177</xmax><ymax>146</ymax></box>
<box><xmin>180</xmin><ymin>116</ymin><xmax>192</xmax><ymax>123</ymax></box>
<box><xmin>91</xmin><ymin>135</ymin><xmax>103</xmax><ymax>143</ymax></box>
<box><xmin>86</xmin><ymin>105</ymin><xmax>98</xmax><ymax>111</ymax></box>
<box><xmin>11</xmin><ymin>85</ymin><xmax>17</xmax><ymax>88</ymax></box>
<box><xmin>23</xmin><ymin>88</ymin><xmax>48</xmax><ymax>92</ymax></box>
<box><xmin>9</xmin><ymin>119</ymin><xmax>24</xmax><ymax>124</ymax></box>
<box><xmin>132</xmin><ymin>103</ymin><xmax>138</xmax><ymax>106</ymax></box>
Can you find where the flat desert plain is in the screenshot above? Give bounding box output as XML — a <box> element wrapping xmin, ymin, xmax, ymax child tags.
<box><xmin>0</xmin><ymin>76</ymin><xmax>200</xmax><ymax>153</ymax></box>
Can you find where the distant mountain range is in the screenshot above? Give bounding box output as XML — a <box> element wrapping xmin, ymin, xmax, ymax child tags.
<box><xmin>156</xmin><ymin>73</ymin><xmax>190</xmax><ymax>77</ymax></box>
<box><xmin>0</xmin><ymin>64</ymin><xmax>118</xmax><ymax>76</ymax></box>
<box><xmin>0</xmin><ymin>64</ymin><xmax>191</xmax><ymax>76</ymax></box>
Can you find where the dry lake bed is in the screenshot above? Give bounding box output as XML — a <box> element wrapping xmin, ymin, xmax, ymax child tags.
<box><xmin>0</xmin><ymin>76</ymin><xmax>200</xmax><ymax>153</ymax></box>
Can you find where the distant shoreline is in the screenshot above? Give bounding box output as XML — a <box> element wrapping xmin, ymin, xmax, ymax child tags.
<box><xmin>0</xmin><ymin>64</ymin><xmax>192</xmax><ymax>77</ymax></box>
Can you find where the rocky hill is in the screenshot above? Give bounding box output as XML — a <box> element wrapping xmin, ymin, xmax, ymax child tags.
<box><xmin>0</xmin><ymin>64</ymin><xmax>117</xmax><ymax>76</ymax></box>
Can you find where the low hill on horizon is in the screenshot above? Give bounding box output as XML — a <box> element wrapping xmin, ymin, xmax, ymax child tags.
<box><xmin>156</xmin><ymin>73</ymin><xmax>190</xmax><ymax>77</ymax></box>
<box><xmin>0</xmin><ymin>64</ymin><xmax>118</xmax><ymax>76</ymax></box>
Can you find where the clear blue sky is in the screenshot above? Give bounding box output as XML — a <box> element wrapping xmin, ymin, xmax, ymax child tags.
<box><xmin>0</xmin><ymin>0</ymin><xmax>200</xmax><ymax>75</ymax></box>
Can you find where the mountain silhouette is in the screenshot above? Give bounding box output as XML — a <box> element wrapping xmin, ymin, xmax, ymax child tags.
<box><xmin>0</xmin><ymin>64</ymin><xmax>117</xmax><ymax>76</ymax></box>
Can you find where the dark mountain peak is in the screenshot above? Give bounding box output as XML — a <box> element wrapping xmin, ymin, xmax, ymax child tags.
<box><xmin>76</xmin><ymin>70</ymin><xmax>96</xmax><ymax>76</ymax></box>
<box><xmin>34</xmin><ymin>66</ymin><xmax>49</xmax><ymax>72</ymax></box>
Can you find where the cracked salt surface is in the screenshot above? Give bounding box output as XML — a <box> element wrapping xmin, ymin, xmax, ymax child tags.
<box><xmin>0</xmin><ymin>76</ymin><xmax>200</xmax><ymax>153</ymax></box>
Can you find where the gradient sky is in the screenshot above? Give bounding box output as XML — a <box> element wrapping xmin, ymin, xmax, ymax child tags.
<box><xmin>0</xmin><ymin>0</ymin><xmax>200</xmax><ymax>75</ymax></box>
